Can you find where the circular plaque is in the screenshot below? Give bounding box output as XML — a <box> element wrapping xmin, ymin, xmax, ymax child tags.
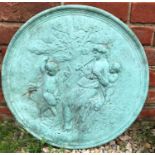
<box><xmin>2</xmin><ymin>5</ymin><xmax>149</xmax><ymax>149</ymax></box>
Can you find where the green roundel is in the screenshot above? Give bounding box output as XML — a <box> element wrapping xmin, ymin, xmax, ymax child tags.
<box><xmin>2</xmin><ymin>5</ymin><xmax>149</xmax><ymax>149</ymax></box>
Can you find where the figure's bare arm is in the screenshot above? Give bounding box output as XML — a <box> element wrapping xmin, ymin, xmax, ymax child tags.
<box><xmin>93</xmin><ymin>69</ymin><xmax>109</xmax><ymax>87</ymax></box>
<box><xmin>97</xmin><ymin>74</ymin><xmax>109</xmax><ymax>87</ymax></box>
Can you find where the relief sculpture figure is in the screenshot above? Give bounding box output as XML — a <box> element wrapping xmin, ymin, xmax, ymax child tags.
<box><xmin>27</xmin><ymin>58</ymin><xmax>60</xmax><ymax>118</ymax></box>
<box><xmin>42</xmin><ymin>58</ymin><xmax>60</xmax><ymax>116</ymax></box>
<box><xmin>73</xmin><ymin>45</ymin><xmax>121</xmax><ymax>127</ymax></box>
<box><xmin>105</xmin><ymin>62</ymin><xmax>121</xmax><ymax>103</ymax></box>
<box><xmin>77</xmin><ymin>45</ymin><xmax>111</xmax><ymax>111</ymax></box>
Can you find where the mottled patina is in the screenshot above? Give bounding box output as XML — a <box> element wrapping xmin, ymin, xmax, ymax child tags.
<box><xmin>2</xmin><ymin>5</ymin><xmax>149</xmax><ymax>149</ymax></box>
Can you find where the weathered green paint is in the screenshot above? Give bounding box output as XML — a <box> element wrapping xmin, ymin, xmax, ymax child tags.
<box><xmin>2</xmin><ymin>5</ymin><xmax>149</xmax><ymax>149</ymax></box>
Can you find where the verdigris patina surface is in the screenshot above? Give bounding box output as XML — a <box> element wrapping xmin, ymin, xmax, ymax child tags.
<box><xmin>2</xmin><ymin>5</ymin><xmax>149</xmax><ymax>149</ymax></box>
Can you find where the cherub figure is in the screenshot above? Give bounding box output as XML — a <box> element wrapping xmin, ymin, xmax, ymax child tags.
<box><xmin>26</xmin><ymin>58</ymin><xmax>60</xmax><ymax>118</ymax></box>
<box><xmin>41</xmin><ymin>58</ymin><xmax>60</xmax><ymax>116</ymax></box>
<box><xmin>104</xmin><ymin>62</ymin><xmax>121</xmax><ymax>104</ymax></box>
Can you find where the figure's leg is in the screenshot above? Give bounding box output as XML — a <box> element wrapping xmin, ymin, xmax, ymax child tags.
<box><xmin>43</xmin><ymin>92</ymin><xmax>57</xmax><ymax>106</ymax></box>
<box><xmin>50</xmin><ymin>106</ymin><xmax>57</xmax><ymax>116</ymax></box>
<box><xmin>39</xmin><ymin>105</ymin><xmax>49</xmax><ymax>117</ymax></box>
<box><xmin>63</xmin><ymin>106</ymin><xmax>72</xmax><ymax>130</ymax></box>
<box><xmin>105</xmin><ymin>88</ymin><xmax>114</xmax><ymax>104</ymax></box>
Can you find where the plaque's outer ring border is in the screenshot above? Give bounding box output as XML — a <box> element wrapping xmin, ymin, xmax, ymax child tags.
<box><xmin>2</xmin><ymin>5</ymin><xmax>149</xmax><ymax>149</ymax></box>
